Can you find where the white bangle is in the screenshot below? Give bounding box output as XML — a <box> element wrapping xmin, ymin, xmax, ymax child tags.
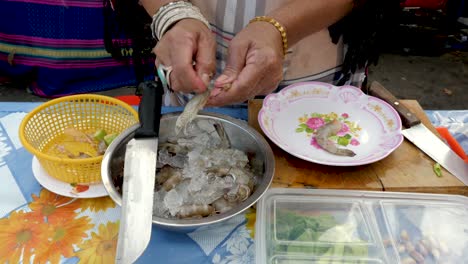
<box><xmin>151</xmin><ymin>1</ymin><xmax>210</xmax><ymax>40</ymax></box>
<box><xmin>159</xmin><ymin>8</ymin><xmax>209</xmax><ymax>39</ymax></box>
<box><xmin>153</xmin><ymin>2</ymin><xmax>188</xmax><ymax>39</ymax></box>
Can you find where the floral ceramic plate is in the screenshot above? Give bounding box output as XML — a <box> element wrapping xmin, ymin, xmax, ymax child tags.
<box><xmin>32</xmin><ymin>156</ymin><xmax>108</xmax><ymax>198</ymax></box>
<box><xmin>258</xmin><ymin>82</ymin><xmax>404</xmax><ymax>166</ymax></box>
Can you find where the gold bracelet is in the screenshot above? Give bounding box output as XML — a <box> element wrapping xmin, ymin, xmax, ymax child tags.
<box><xmin>249</xmin><ymin>16</ymin><xmax>288</xmax><ymax>57</ymax></box>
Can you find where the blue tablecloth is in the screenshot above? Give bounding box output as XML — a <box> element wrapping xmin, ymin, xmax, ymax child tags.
<box><xmin>0</xmin><ymin>102</ymin><xmax>466</xmax><ymax>264</ymax></box>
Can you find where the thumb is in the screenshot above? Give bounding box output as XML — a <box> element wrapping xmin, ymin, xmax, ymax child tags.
<box><xmin>215</xmin><ymin>42</ymin><xmax>249</xmax><ymax>87</ymax></box>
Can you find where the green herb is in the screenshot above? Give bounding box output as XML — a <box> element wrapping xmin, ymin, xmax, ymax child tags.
<box><xmin>274</xmin><ymin>210</ymin><xmax>369</xmax><ymax>261</ymax></box>
<box><xmin>433</xmin><ymin>163</ymin><xmax>442</xmax><ymax>177</ymax></box>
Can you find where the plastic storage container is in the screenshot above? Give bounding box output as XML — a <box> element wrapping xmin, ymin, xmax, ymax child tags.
<box><xmin>256</xmin><ymin>188</ymin><xmax>468</xmax><ymax>264</ymax></box>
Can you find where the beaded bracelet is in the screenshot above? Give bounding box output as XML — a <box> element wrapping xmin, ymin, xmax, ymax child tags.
<box><xmin>249</xmin><ymin>16</ymin><xmax>288</xmax><ymax>57</ymax></box>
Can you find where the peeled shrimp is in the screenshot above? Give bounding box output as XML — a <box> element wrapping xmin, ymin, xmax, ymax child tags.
<box><xmin>315</xmin><ymin>119</ymin><xmax>356</xmax><ymax>157</ymax></box>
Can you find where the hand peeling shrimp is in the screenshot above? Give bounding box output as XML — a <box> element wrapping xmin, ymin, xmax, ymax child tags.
<box><xmin>315</xmin><ymin>119</ymin><xmax>356</xmax><ymax>157</ymax></box>
<box><xmin>177</xmin><ymin>204</ymin><xmax>214</xmax><ymax>218</ymax></box>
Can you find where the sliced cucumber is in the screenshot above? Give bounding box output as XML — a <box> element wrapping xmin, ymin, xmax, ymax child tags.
<box><xmin>104</xmin><ymin>133</ymin><xmax>118</xmax><ymax>146</ymax></box>
<box><xmin>93</xmin><ymin>129</ymin><xmax>107</xmax><ymax>141</ymax></box>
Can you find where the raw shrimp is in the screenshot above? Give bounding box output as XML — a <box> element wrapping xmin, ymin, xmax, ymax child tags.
<box><xmin>175</xmin><ymin>82</ymin><xmax>213</xmax><ymax>135</ymax></box>
<box><xmin>315</xmin><ymin>119</ymin><xmax>356</xmax><ymax>157</ymax></box>
<box><xmin>156</xmin><ymin>166</ymin><xmax>182</xmax><ymax>185</ymax></box>
<box><xmin>162</xmin><ymin>174</ymin><xmax>183</xmax><ymax>192</ymax></box>
<box><xmin>212</xmin><ymin>198</ymin><xmax>235</xmax><ymax>214</ymax></box>
<box><xmin>224</xmin><ymin>184</ymin><xmax>250</xmax><ymax>203</ymax></box>
<box><xmin>213</xmin><ymin>122</ymin><xmax>230</xmax><ymax>149</ymax></box>
<box><xmin>177</xmin><ymin>204</ymin><xmax>214</xmax><ymax>218</ymax></box>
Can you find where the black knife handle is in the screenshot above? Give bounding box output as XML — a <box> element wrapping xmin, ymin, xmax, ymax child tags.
<box><xmin>368</xmin><ymin>81</ymin><xmax>421</xmax><ymax>128</ymax></box>
<box><xmin>134</xmin><ymin>80</ymin><xmax>164</xmax><ymax>138</ymax></box>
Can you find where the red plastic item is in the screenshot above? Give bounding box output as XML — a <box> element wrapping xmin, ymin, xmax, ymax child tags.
<box><xmin>436</xmin><ymin>126</ymin><xmax>468</xmax><ymax>163</ymax></box>
<box><xmin>401</xmin><ymin>0</ymin><xmax>447</xmax><ymax>10</ymax></box>
<box><xmin>114</xmin><ymin>95</ymin><xmax>141</xmax><ymax>106</ymax></box>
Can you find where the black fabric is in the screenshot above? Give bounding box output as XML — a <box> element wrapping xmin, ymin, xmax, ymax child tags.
<box><xmin>103</xmin><ymin>0</ymin><xmax>156</xmax><ymax>86</ymax></box>
<box><xmin>329</xmin><ymin>0</ymin><xmax>404</xmax><ymax>85</ymax></box>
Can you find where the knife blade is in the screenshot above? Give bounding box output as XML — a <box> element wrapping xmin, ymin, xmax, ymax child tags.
<box><xmin>116</xmin><ymin>80</ymin><xmax>163</xmax><ymax>263</ymax></box>
<box><xmin>368</xmin><ymin>81</ymin><xmax>468</xmax><ymax>185</ymax></box>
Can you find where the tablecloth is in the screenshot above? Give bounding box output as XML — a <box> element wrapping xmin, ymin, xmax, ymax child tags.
<box><xmin>0</xmin><ymin>102</ymin><xmax>465</xmax><ymax>264</ymax></box>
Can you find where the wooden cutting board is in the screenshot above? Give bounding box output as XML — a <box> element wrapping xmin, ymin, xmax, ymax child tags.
<box><xmin>248</xmin><ymin>99</ymin><xmax>468</xmax><ymax>196</ymax></box>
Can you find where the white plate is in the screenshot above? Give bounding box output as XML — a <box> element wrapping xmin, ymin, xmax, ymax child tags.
<box><xmin>32</xmin><ymin>156</ymin><xmax>108</xmax><ymax>198</ymax></box>
<box><xmin>258</xmin><ymin>82</ymin><xmax>404</xmax><ymax>166</ymax></box>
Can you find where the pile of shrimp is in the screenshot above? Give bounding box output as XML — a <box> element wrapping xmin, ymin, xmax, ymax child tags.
<box><xmin>152</xmin><ymin>118</ymin><xmax>258</xmax><ymax>219</ymax></box>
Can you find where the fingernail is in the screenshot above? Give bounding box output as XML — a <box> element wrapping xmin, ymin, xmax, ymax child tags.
<box><xmin>201</xmin><ymin>73</ymin><xmax>210</xmax><ymax>86</ymax></box>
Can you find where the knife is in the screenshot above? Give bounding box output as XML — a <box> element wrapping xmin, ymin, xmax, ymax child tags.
<box><xmin>116</xmin><ymin>80</ymin><xmax>163</xmax><ymax>263</ymax></box>
<box><xmin>367</xmin><ymin>81</ymin><xmax>468</xmax><ymax>185</ymax></box>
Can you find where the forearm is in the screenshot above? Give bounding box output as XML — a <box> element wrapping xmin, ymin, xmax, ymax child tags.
<box><xmin>139</xmin><ymin>0</ymin><xmax>175</xmax><ymax>16</ymax></box>
<box><xmin>268</xmin><ymin>0</ymin><xmax>354</xmax><ymax>46</ymax></box>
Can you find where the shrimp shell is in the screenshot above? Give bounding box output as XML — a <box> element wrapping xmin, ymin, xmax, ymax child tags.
<box><xmin>175</xmin><ymin>88</ymin><xmax>211</xmax><ymax>135</ymax></box>
<box><xmin>315</xmin><ymin>119</ymin><xmax>356</xmax><ymax>157</ymax></box>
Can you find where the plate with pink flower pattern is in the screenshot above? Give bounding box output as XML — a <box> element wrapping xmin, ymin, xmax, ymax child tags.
<box><xmin>258</xmin><ymin>82</ymin><xmax>404</xmax><ymax>166</ymax></box>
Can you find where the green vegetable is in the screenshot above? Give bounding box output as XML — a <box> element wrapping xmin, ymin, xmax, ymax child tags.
<box><xmin>433</xmin><ymin>163</ymin><xmax>442</xmax><ymax>177</ymax></box>
<box><xmin>93</xmin><ymin>129</ymin><xmax>107</xmax><ymax>141</ymax></box>
<box><xmin>275</xmin><ymin>210</ymin><xmax>369</xmax><ymax>262</ymax></box>
<box><xmin>337</xmin><ymin>137</ymin><xmax>350</xmax><ymax>146</ymax></box>
<box><xmin>104</xmin><ymin>133</ymin><xmax>118</xmax><ymax>146</ymax></box>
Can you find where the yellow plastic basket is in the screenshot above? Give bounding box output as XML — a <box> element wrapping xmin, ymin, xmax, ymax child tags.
<box><xmin>19</xmin><ymin>94</ymin><xmax>139</xmax><ymax>184</ymax></box>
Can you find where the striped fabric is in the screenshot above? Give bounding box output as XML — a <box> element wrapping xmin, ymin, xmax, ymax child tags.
<box><xmin>195</xmin><ymin>0</ymin><xmax>366</xmax><ymax>87</ymax></box>
<box><xmin>164</xmin><ymin>0</ymin><xmax>366</xmax><ymax>106</ymax></box>
<box><xmin>0</xmin><ymin>0</ymin><xmax>147</xmax><ymax>96</ymax></box>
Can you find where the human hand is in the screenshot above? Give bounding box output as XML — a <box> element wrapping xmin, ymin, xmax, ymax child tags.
<box><xmin>208</xmin><ymin>21</ymin><xmax>284</xmax><ymax>106</ymax></box>
<box><xmin>154</xmin><ymin>19</ymin><xmax>216</xmax><ymax>93</ymax></box>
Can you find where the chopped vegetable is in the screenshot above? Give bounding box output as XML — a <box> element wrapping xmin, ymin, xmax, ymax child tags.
<box><xmin>275</xmin><ymin>210</ymin><xmax>369</xmax><ymax>261</ymax></box>
<box><xmin>433</xmin><ymin>163</ymin><xmax>442</xmax><ymax>177</ymax></box>
<box><xmin>93</xmin><ymin>129</ymin><xmax>107</xmax><ymax>141</ymax></box>
<box><xmin>44</xmin><ymin>127</ymin><xmax>118</xmax><ymax>159</ymax></box>
<box><xmin>104</xmin><ymin>133</ymin><xmax>118</xmax><ymax>146</ymax></box>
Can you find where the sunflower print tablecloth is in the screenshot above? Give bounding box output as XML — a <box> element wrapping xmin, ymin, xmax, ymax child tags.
<box><xmin>0</xmin><ymin>102</ymin><xmax>465</xmax><ymax>264</ymax></box>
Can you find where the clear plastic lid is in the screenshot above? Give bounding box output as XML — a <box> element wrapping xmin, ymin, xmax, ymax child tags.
<box><xmin>255</xmin><ymin>188</ymin><xmax>468</xmax><ymax>264</ymax></box>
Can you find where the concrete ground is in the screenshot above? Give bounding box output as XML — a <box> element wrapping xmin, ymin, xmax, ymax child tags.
<box><xmin>0</xmin><ymin>52</ymin><xmax>467</xmax><ymax>110</ymax></box>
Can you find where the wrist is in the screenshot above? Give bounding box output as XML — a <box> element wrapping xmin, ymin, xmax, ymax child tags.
<box><xmin>249</xmin><ymin>16</ymin><xmax>288</xmax><ymax>57</ymax></box>
<box><xmin>151</xmin><ymin>1</ymin><xmax>210</xmax><ymax>40</ymax></box>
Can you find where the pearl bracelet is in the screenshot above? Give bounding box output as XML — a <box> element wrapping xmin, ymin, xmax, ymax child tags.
<box><xmin>151</xmin><ymin>1</ymin><xmax>210</xmax><ymax>40</ymax></box>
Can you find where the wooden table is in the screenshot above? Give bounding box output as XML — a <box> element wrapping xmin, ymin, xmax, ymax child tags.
<box><xmin>248</xmin><ymin>99</ymin><xmax>468</xmax><ymax>196</ymax></box>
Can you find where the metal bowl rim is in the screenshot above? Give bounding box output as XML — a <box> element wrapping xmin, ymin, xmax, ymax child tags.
<box><xmin>101</xmin><ymin>111</ymin><xmax>275</xmax><ymax>227</ymax></box>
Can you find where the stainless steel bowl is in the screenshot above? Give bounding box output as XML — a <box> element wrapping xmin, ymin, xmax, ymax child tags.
<box><xmin>101</xmin><ymin>111</ymin><xmax>275</xmax><ymax>232</ymax></box>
